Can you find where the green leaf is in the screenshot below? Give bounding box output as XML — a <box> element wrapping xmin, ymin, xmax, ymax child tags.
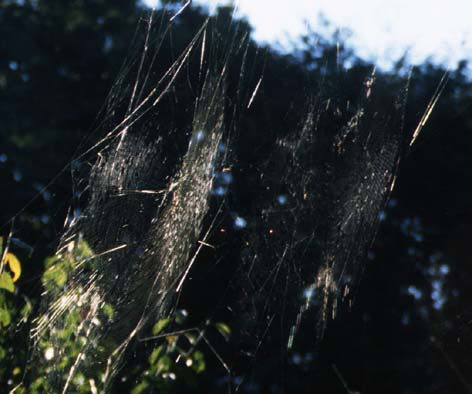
<box><xmin>44</xmin><ymin>255</ymin><xmax>61</xmax><ymax>269</ymax></box>
<box><xmin>149</xmin><ymin>346</ymin><xmax>164</xmax><ymax>365</ymax></box>
<box><xmin>131</xmin><ymin>381</ymin><xmax>149</xmax><ymax>394</ymax></box>
<box><xmin>0</xmin><ymin>307</ymin><xmax>11</xmax><ymax>327</ymax></box>
<box><xmin>184</xmin><ymin>332</ymin><xmax>197</xmax><ymax>345</ymax></box>
<box><xmin>152</xmin><ymin>318</ymin><xmax>170</xmax><ymax>336</ymax></box>
<box><xmin>76</xmin><ymin>239</ymin><xmax>93</xmax><ymax>257</ymax></box>
<box><xmin>102</xmin><ymin>303</ymin><xmax>114</xmax><ymax>321</ymax></box>
<box><xmin>156</xmin><ymin>355</ymin><xmax>172</xmax><ymax>373</ymax></box>
<box><xmin>72</xmin><ymin>372</ymin><xmax>86</xmax><ymax>387</ymax></box>
<box><xmin>43</xmin><ymin>266</ymin><xmax>67</xmax><ymax>288</ymax></box>
<box><xmin>0</xmin><ymin>272</ymin><xmax>15</xmax><ymax>293</ymax></box>
<box><xmin>191</xmin><ymin>351</ymin><xmax>206</xmax><ymax>374</ymax></box>
<box><xmin>20</xmin><ymin>298</ymin><xmax>33</xmax><ymax>320</ymax></box>
<box><xmin>215</xmin><ymin>322</ymin><xmax>231</xmax><ymax>341</ymax></box>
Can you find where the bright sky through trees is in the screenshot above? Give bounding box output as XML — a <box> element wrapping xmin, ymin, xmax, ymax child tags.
<box><xmin>145</xmin><ymin>0</ymin><xmax>472</xmax><ymax>69</ymax></box>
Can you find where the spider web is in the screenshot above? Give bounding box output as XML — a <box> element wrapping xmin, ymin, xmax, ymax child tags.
<box><xmin>23</xmin><ymin>4</ymin><xmax>444</xmax><ymax>392</ymax></box>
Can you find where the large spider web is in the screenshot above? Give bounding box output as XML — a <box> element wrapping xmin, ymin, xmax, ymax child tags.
<box><xmin>22</xmin><ymin>3</ymin><xmax>445</xmax><ymax>393</ymax></box>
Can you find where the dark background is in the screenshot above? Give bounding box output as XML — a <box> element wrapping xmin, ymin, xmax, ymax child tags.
<box><xmin>1</xmin><ymin>0</ymin><xmax>472</xmax><ymax>393</ymax></box>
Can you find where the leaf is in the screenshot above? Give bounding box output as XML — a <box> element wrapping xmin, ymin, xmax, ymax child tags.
<box><xmin>4</xmin><ymin>252</ymin><xmax>21</xmax><ymax>282</ymax></box>
<box><xmin>156</xmin><ymin>355</ymin><xmax>172</xmax><ymax>373</ymax></box>
<box><xmin>53</xmin><ymin>268</ymin><xmax>68</xmax><ymax>287</ymax></box>
<box><xmin>0</xmin><ymin>272</ymin><xmax>15</xmax><ymax>293</ymax></box>
<box><xmin>0</xmin><ymin>307</ymin><xmax>11</xmax><ymax>327</ymax></box>
<box><xmin>184</xmin><ymin>332</ymin><xmax>197</xmax><ymax>345</ymax></box>
<box><xmin>175</xmin><ymin>309</ymin><xmax>188</xmax><ymax>324</ymax></box>
<box><xmin>20</xmin><ymin>298</ymin><xmax>33</xmax><ymax>320</ymax></box>
<box><xmin>131</xmin><ymin>381</ymin><xmax>149</xmax><ymax>394</ymax></box>
<box><xmin>102</xmin><ymin>304</ymin><xmax>114</xmax><ymax>321</ymax></box>
<box><xmin>191</xmin><ymin>351</ymin><xmax>206</xmax><ymax>374</ymax></box>
<box><xmin>149</xmin><ymin>346</ymin><xmax>164</xmax><ymax>365</ymax></box>
<box><xmin>72</xmin><ymin>373</ymin><xmax>86</xmax><ymax>387</ymax></box>
<box><xmin>44</xmin><ymin>255</ymin><xmax>60</xmax><ymax>269</ymax></box>
<box><xmin>152</xmin><ymin>318</ymin><xmax>170</xmax><ymax>336</ymax></box>
<box><xmin>215</xmin><ymin>322</ymin><xmax>231</xmax><ymax>341</ymax></box>
<box><xmin>43</xmin><ymin>266</ymin><xmax>67</xmax><ymax>288</ymax></box>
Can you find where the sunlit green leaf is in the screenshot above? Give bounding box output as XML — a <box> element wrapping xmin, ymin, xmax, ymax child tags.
<box><xmin>102</xmin><ymin>303</ymin><xmax>114</xmax><ymax>321</ymax></box>
<box><xmin>156</xmin><ymin>355</ymin><xmax>172</xmax><ymax>373</ymax></box>
<box><xmin>43</xmin><ymin>266</ymin><xmax>67</xmax><ymax>288</ymax></box>
<box><xmin>215</xmin><ymin>322</ymin><xmax>231</xmax><ymax>341</ymax></box>
<box><xmin>131</xmin><ymin>381</ymin><xmax>149</xmax><ymax>394</ymax></box>
<box><xmin>0</xmin><ymin>307</ymin><xmax>11</xmax><ymax>327</ymax></box>
<box><xmin>72</xmin><ymin>372</ymin><xmax>86</xmax><ymax>387</ymax></box>
<box><xmin>152</xmin><ymin>318</ymin><xmax>170</xmax><ymax>336</ymax></box>
<box><xmin>149</xmin><ymin>346</ymin><xmax>164</xmax><ymax>365</ymax></box>
<box><xmin>184</xmin><ymin>332</ymin><xmax>197</xmax><ymax>345</ymax></box>
<box><xmin>0</xmin><ymin>272</ymin><xmax>15</xmax><ymax>293</ymax></box>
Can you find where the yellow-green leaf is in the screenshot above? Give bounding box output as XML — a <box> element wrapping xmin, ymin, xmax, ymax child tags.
<box><xmin>131</xmin><ymin>381</ymin><xmax>149</xmax><ymax>394</ymax></box>
<box><xmin>4</xmin><ymin>252</ymin><xmax>21</xmax><ymax>282</ymax></box>
<box><xmin>149</xmin><ymin>346</ymin><xmax>164</xmax><ymax>365</ymax></box>
<box><xmin>102</xmin><ymin>304</ymin><xmax>114</xmax><ymax>321</ymax></box>
<box><xmin>152</xmin><ymin>318</ymin><xmax>170</xmax><ymax>336</ymax></box>
<box><xmin>0</xmin><ymin>307</ymin><xmax>11</xmax><ymax>327</ymax></box>
<box><xmin>215</xmin><ymin>322</ymin><xmax>231</xmax><ymax>341</ymax></box>
<box><xmin>0</xmin><ymin>272</ymin><xmax>15</xmax><ymax>293</ymax></box>
<box><xmin>156</xmin><ymin>355</ymin><xmax>172</xmax><ymax>373</ymax></box>
<box><xmin>43</xmin><ymin>266</ymin><xmax>67</xmax><ymax>288</ymax></box>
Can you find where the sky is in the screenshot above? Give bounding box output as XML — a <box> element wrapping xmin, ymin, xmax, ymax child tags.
<box><xmin>145</xmin><ymin>0</ymin><xmax>472</xmax><ymax>69</ymax></box>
